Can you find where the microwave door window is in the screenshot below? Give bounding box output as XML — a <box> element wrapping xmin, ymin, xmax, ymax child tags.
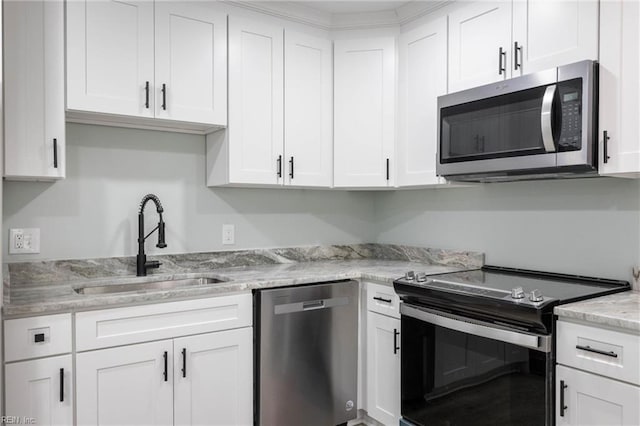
<box><xmin>441</xmin><ymin>86</ymin><xmax>550</xmax><ymax>163</ymax></box>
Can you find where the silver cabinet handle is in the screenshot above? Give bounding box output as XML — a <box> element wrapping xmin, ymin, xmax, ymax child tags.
<box><xmin>541</xmin><ymin>84</ymin><xmax>557</xmax><ymax>153</ymax></box>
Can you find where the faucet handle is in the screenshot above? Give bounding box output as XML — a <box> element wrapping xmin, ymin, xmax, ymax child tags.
<box><xmin>145</xmin><ymin>260</ymin><xmax>162</xmax><ymax>270</ymax></box>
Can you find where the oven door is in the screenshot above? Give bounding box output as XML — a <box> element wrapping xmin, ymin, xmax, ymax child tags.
<box><xmin>400</xmin><ymin>304</ymin><xmax>553</xmax><ymax>426</ymax></box>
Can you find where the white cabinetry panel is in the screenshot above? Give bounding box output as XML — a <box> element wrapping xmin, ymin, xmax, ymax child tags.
<box><xmin>66</xmin><ymin>0</ymin><xmax>154</xmax><ymax>117</ymax></box>
<box><xmin>5</xmin><ymin>355</ymin><xmax>73</xmax><ymax>426</ymax></box>
<box><xmin>448</xmin><ymin>2</ymin><xmax>512</xmax><ymax>92</ymax></box>
<box><xmin>173</xmin><ymin>328</ymin><xmax>253</xmax><ymax>426</ymax></box>
<box><xmin>155</xmin><ymin>2</ymin><xmax>227</xmax><ymax>125</ymax></box>
<box><xmin>556</xmin><ymin>364</ymin><xmax>640</xmax><ymax>426</ymax></box>
<box><xmin>397</xmin><ymin>17</ymin><xmax>448</xmax><ymax>187</ymax></box>
<box><xmin>284</xmin><ymin>31</ymin><xmax>333</xmax><ymax>187</ymax></box>
<box><xmin>76</xmin><ymin>340</ymin><xmax>174</xmax><ymax>426</ymax></box>
<box><xmin>366</xmin><ymin>311</ymin><xmax>400</xmax><ymax>425</ymax></box>
<box><xmin>334</xmin><ymin>37</ymin><xmax>395</xmax><ymax>187</ymax></box>
<box><xmin>4</xmin><ymin>0</ymin><xmax>65</xmax><ymax>180</ymax></box>
<box><xmin>227</xmin><ymin>17</ymin><xmax>284</xmax><ymax>185</ymax></box>
<box><xmin>513</xmin><ymin>0</ymin><xmax>598</xmax><ymax>76</ymax></box>
<box><xmin>599</xmin><ymin>0</ymin><xmax>640</xmax><ymax>176</ymax></box>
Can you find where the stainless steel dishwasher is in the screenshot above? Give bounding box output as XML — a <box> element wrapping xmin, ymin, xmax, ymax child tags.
<box><xmin>254</xmin><ymin>280</ymin><xmax>358</xmax><ymax>426</ymax></box>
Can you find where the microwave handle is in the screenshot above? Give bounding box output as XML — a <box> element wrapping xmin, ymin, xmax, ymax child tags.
<box><xmin>540</xmin><ymin>84</ymin><xmax>557</xmax><ymax>153</ymax></box>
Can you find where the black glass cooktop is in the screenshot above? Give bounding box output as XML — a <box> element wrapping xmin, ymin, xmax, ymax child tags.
<box><xmin>394</xmin><ymin>265</ymin><xmax>630</xmax><ymax>332</ymax></box>
<box><xmin>420</xmin><ymin>266</ymin><xmax>629</xmax><ymax>305</ymax></box>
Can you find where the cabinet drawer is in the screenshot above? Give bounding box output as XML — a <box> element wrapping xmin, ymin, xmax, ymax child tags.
<box><xmin>76</xmin><ymin>293</ymin><xmax>252</xmax><ymax>351</ymax></box>
<box><xmin>557</xmin><ymin>320</ymin><xmax>640</xmax><ymax>386</ymax></box>
<box><xmin>4</xmin><ymin>313</ymin><xmax>72</xmax><ymax>362</ymax></box>
<box><xmin>366</xmin><ymin>282</ymin><xmax>400</xmax><ymax>319</ymax></box>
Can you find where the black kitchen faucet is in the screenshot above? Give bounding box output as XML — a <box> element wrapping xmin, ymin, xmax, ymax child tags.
<box><xmin>136</xmin><ymin>194</ymin><xmax>167</xmax><ymax>276</ymax></box>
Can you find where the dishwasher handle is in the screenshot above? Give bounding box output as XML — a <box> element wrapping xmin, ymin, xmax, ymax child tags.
<box><xmin>274</xmin><ymin>296</ymin><xmax>350</xmax><ymax>315</ymax></box>
<box><xmin>303</xmin><ymin>300</ymin><xmax>325</xmax><ymax>310</ymax></box>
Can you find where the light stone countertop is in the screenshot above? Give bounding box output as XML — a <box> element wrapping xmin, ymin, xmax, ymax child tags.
<box><xmin>2</xmin><ymin>259</ymin><xmax>465</xmax><ymax>318</ymax></box>
<box><xmin>554</xmin><ymin>291</ymin><xmax>640</xmax><ymax>333</ymax></box>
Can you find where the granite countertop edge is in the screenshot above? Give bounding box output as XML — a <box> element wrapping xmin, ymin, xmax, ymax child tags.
<box><xmin>2</xmin><ymin>261</ymin><xmax>460</xmax><ymax>318</ymax></box>
<box><xmin>554</xmin><ymin>291</ymin><xmax>640</xmax><ymax>333</ymax></box>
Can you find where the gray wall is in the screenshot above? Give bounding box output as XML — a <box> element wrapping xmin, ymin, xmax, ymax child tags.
<box><xmin>374</xmin><ymin>178</ymin><xmax>640</xmax><ymax>281</ymax></box>
<box><xmin>3</xmin><ymin>124</ymin><xmax>377</xmax><ymax>261</ymax></box>
<box><xmin>4</xmin><ymin>124</ymin><xmax>640</xmax><ymax>284</ymax></box>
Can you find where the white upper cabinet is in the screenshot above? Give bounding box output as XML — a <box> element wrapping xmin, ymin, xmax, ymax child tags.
<box><xmin>4</xmin><ymin>0</ymin><xmax>65</xmax><ymax>180</ymax></box>
<box><xmin>154</xmin><ymin>2</ymin><xmax>227</xmax><ymax>125</ymax></box>
<box><xmin>599</xmin><ymin>0</ymin><xmax>640</xmax><ymax>177</ymax></box>
<box><xmin>512</xmin><ymin>0</ymin><xmax>598</xmax><ymax>76</ymax></box>
<box><xmin>449</xmin><ymin>0</ymin><xmax>598</xmax><ymax>93</ymax></box>
<box><xmin>66</xmin><ymin>0</ymin><xmax>226</xmax><ymax>131</ymax></box>
<box><xmin>397</xmin><ymin>17</ymin><xmax>448</xmax><ymax>187</ymax></box>
<box><xmin>284</xmin><ymin>31</ymin><xmax>333</xmax><ymax>187</ymax></box>
<box><xmin>66</xmin><ymin>0</ymin><xmax>155</xmax><ymax>118</ymax></box>
<box><xmin>207</xmin><ymin>22</ymin><xmax>334</xmax><ymax>188</ymax></box>
<box><xmin>226</xmin><ymin>17</ymin><xmax>283</xmax><ymax>186</ymax></box>
<box><xmin>448</xmin><ymin>2</ymin><xmax>512</xmax><ymax>93</ymax></box>
<box><xmin>334</xmin><ymin>37</ymin><xmax>396</xmax><ymax>188</ymax></box>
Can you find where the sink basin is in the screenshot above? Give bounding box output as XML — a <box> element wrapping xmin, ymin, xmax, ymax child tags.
<box><xmin>74</xmin><ymin>277</ymin><xmax>226</xmax><ymax>295</ymax></box>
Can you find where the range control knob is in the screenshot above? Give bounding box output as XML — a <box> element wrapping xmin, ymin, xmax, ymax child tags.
<box><xmin>529</xmin><ymin>289</ymin><xmax>544</xmax><ymax>303</ymax></box>
<box><xmin>404</xmin><ymin>271</ymin><xmax>415</xmax><ymax>281</ymax></box>
<box><xmin>511</xmin><ymin>287</ymin><xmax>525</xmax><ymax>299</ymax></box>
<box><xmin>416</xmin><ymin>272</ymin><xmax>428</xmax><ymax>282</ymax></box>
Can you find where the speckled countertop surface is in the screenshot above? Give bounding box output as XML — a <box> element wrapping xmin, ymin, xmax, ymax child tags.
<box><xmin>3</xmin><ymin>244</ymin><xmax>483</xmax><ymax>318</ymax></box>
<box><xmin>555</xmin><ymin>291</ymin><xmax>640</xmax><ymax>333</ymax></box>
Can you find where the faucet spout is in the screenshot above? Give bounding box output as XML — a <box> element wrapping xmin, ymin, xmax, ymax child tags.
<box><xmin>137</xmin><ymin>194</ymin><xmax>167</xmax><ymax>276</ymax></box>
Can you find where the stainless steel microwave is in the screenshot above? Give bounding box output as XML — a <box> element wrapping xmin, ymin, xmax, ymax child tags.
<box><xmin>436</xmin><ymin>60</ymin><xmax>598</xmax><ymax>182</ymax></box>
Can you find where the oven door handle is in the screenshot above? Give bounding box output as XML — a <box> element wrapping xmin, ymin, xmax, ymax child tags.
<box><xmin>401</xmin><ymin>304</ymin><xmax>551</xmax><ymax>353</ymax></box>
<box><xmin>540</xmin><ymin>84</ymin><xmax>557</xmax><ymax>153</ymax></box>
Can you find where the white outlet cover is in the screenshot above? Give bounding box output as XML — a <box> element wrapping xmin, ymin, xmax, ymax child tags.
<box><xmin>222</xmin><ymin>224</ymin><xmax>235</xmax><ymax>245</ymax></box>
<box><xmin>9</xmin><ymin>228</ymin><xmax>40</xmax><ymax>254</ymax></box>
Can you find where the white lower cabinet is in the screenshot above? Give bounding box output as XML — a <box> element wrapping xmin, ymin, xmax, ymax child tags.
<box><xmin>556</xmin><ymin>365</ymin><xmax>640</xmax><ymax>426</ymax></box>
<box><xmin>173</xmin><ymin>328</ymin><xmax>253</xmax><ymax>426</ymax></box>
<box><xmin>366</xmin><ymin>310</ymin><xmax>401</xmax><ymax>425</ymax></box>
<box><xmin>76</xmin><ymin>340</ymin><xmax>174</xmax><ymax>426</ymax></box>
<box><xmin>556</xmin><ymin>319</ymin><xmax>640</xmax><ymax>426</ymax></box>
<box><xmin>5</xmin><ymin>355</ymin><xmax>73</xmax><ymax>426</ymax></box>
<box><xmin>76</xmin><ymin>328</ymin><xmax>253</xmax><ymax>426</ymax></box>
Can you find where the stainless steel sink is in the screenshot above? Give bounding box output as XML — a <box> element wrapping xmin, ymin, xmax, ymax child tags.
<box><xmin>74</xmin><ymin>277</ymin><xmax>226</xmax><ymax>295</ymax></box>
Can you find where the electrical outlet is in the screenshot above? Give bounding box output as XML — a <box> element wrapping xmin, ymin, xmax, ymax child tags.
<box><xmin>9</xmin><ymin>228</ymin><xmax>40</xmax><ymax>254</ymax></box>
<box><xmin>222</xmin><ymin>224</ymin><xmax>235</xmax><ymax>245</ymax></box>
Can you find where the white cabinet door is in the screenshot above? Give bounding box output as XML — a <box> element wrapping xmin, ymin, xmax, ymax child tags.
<box><xmin>448</xmin><ymin>1</ymin><xmax>512</xmax><ymax>92</ymax></box>
<box><xmin>334</xmin><ymin>37</ymin><xmax>395</xmax><ymax>188</ymax></box>
<box><xmin>76</xmin><ymin>340</ymin><xmax>173</xmax><ymax>426</ymax></box>
<box><xmin>5</xmin><ymin>355</ymin><xmax>72</xmax><ymax>426</ymax></box>
<box><xmin>4</xmin><ymin>0</ymin><xmax>65</xmax><ymax>180</ymax></box>
<box><xmin>512</xmin><ymin>0</ymin><xmax>598</xmax><ymax>76</ymax></box>
<box><xmin>154</xmin><ymin>3</ymin><xmax>227</xmax><ymax>126</ymax></box>
<box><xmin>599</xmin><ymin>0</ymin><xmax>640</xmax><ymax>177</ymax></box>
<box><xmin>227</xmin><ymin>17</ymin><xmax>284</xmax><ymax>185</ymax></box>
<box><xmin>174</xmin><ymin>328</ymin><xmax>253</xmax><ymax>426</ymax></box>
<box><xmin>284</xmin><ymin>31</ymin><xmax>333</xmax><ymax>187</ymax></box>
<box><xmin>66</xmin><ymin>0</ymin><xmax>154</xmax><ymax>117</ymax></box>
<box><xmin>366</xmin><ymin>311</ymin><xmax>400</xmax><ymax>425</ymax></box>
<box><xmin>397</xmin><ymin>17</ymin><xmax>447</xmax><ymax>187</ymax></box>
<box><xmin>556</xmin><ymin>365</ymin><xmax>640</xmax><ymax>426</ymax></box>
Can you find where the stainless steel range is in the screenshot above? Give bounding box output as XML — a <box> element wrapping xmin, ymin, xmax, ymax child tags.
<box><xmin>394</xmin><ymin>266</ymin><xmax>630</xmax><ymax>426</ymax></box>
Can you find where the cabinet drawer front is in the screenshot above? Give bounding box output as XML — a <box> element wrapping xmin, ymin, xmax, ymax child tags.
<box><xmin>76</xmin><ymin>294</ymin><xmax>252</xmax><ymax>351</ymax></box>
<box><xmin>366</xmin><ymin>282</ymin><xmax>400</xmax><ymax>319</ymax></box>
<box><xmin>4</xmin><ymin>313</ymin><xmax>72</xmax><ymax>362</ymax></box>
<box><xmin>557</xmin><ymin>320</ymin><xmax>640</xmax><ymax>386</ymax></box>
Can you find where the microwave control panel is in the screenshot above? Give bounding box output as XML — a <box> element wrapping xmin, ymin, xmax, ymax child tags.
<box><xmin>558</xmin><ymin>80</ymin><xmax>582</xmax><ymax>151</ymax></box>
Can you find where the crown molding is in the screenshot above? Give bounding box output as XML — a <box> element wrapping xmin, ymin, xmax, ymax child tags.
<box><xmin>224</xmin><ymin>1</ymin><xmax>455</xmax><ymax>31</ymax></box>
